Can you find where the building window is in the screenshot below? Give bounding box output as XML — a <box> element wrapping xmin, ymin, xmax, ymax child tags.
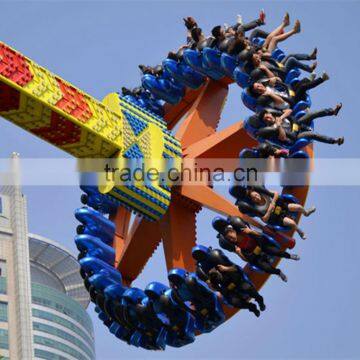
<box><xmin>34</xmin><ymin>335</ymin><xmax>89</xmax><ymax>360</ymax></box>
<box><xmin>35</xmin><ymin>349</ymin><xmax>67</xmax><ymax>360</ymax></box>
<box><xmin>0</xmin><ymin>278</ymin><xmax>6</xmax><ymax>295</ymax></box>
<box><xmin>33</xmin><ymin>322</ymin><xmax>94</xmax><ymax>359</ymax></box>
<box><xmin>0</xmin><ymin>197</ymin><xmax>3</xmax><ymax>214</ymax></box>
<box><xmin>0</xmin><ymin>260</ymin><xmax>7</xmax><ymax>278</ymax></box>
<box><xmin>0</xmin><ymin>329</ymin><xmax>9</xmax><ymax>350</ymax></box>
<box><xmin>32</xmin><ymin>309</ymin><xmax>94</xmax><ymax>350</ymax></box>
<box><xmin>31</xmin><ymin>283</ymin><xmax>93</xmax><ymax>333</ymax></box>
<box><xmin>0</xmin><ymin>302</ymin><xmax>8</xmax><ymax>322</ymax></box>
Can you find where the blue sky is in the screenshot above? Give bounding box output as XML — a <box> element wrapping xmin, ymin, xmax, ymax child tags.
<box><xmin>0</xmin><ymin>1</ymin><xmax>359</xmax><ymax>359</ymax></box>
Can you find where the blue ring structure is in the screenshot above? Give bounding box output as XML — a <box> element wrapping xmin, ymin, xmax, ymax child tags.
<box><xmin>75</xmin><ymin>20</ymin><xmax>333</xmax><ymax>350</ymax></box>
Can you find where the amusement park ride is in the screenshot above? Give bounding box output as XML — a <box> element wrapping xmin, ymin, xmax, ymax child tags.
<box><xmin>0</xmin><ymin>12</ymin><xmax>330</xmax><ymax>350</ymax></box>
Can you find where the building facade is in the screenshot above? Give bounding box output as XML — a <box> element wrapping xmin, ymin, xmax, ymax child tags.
<box><xmin>0</xmin><ymin>154</ymin><xmax>95</xmax><ymax>360</ymax></box>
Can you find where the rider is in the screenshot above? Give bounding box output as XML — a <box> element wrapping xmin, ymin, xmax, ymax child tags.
<box><xmin>251</xmin><ymin>12</ymin><xmax>301</xmax><ymax>53</ymax></box>
<box><xmin>169</xmin><ymin>271</ymin><xmax>224</xmax><ymax>332</ymax></box>
<box><xmin>248</xmin><ymin>72</ymin><xmax>330</xmax><ymax>110</ymax></box>
<box><xmin>214</xmin><ymin>10</ymin><xmax>266</xmax><ymax>53</ymax></box>
<box><xmin>244</xmin><ymin>48</ymin><xmax>317</xmax><ymax>82</ymax></box>
<box><xmin>230</xmin><ymin>185</ymin><xmax>316</xmax><ymax>239</ymax></box>
<box><xmin>138</xmin><ymin>64</ymin><xmax>163</xmax><ymax>77</ymax></box>
<box><xmin>240</xmin><ymin>142</ymin><xmax>290</xmax><ymax>158</ymax></box>
<box><xmin>213</xmin><ymin>216</ymin><xmax>302</xmax><ymax>281</ymax></box>
<box><xmin>167</xmin><ymin>17</ymin><xmax>198</xmax><ymax>61</ymax></box>
<box><xmin>229</xmin><ymin>10</ymin><xmax>266</xmax><ymax>34</ymax></box>
<box><xmin>193</xmin><ymin>246</ymin><xmax>265</xmax><ymax>316</ymax></box>
<box><xmin>256</xmin><ymin>106</ymin><xmax>344</xmax><ymax>146</ymax></box>
<box><xmin>146</xmin><ymin>285</ymin><xmax>195</xmax><ymax>345</ymax></box>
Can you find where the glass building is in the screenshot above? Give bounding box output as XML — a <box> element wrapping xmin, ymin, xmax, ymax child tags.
<box><xmin>0</xmin><ymin>153</ymin><xmax>95</xmax><ymax>359</ymax></box>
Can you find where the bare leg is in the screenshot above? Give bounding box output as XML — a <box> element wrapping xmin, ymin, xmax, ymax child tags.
<box><xmin>267</xmin><ymin>20</ymin><xmax>301</xmax><ymax>52</ymax></box>
<box><xmin>283</xmin><ymin>216</ymin><xmax>306</xmax><ymax>239</ymax></box>
<box><xmin>287</xmin><ymin>203</ymin><xmax>316</xmax><ymax>216</ymax></box>
<box><xmin>263</xmin><ymin>12</ymin><xmax>290</xmax><ymax>49</ymax></box>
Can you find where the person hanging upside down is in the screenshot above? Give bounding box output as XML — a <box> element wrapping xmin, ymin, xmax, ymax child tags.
<box><xmin>256</xmin><ymin>106</ymin><xmax>344</xmax><ymax>146</ymax></box>
<box><xmin>230</xmin><ymin>185</ymin><xmax>316</xmax><ymax>239</ymax></box>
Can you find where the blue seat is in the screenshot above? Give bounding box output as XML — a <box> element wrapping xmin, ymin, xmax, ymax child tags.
<box><xmin>145</xmin><ymin>282</ymin><xmax>195</xmax><ymax>347</ymax></box>
<box><xmin>252</xmin><ymin>37</ymin><xmax>265</xmax><ymax>46</ymax></box>
<box><xmin>121</xmin><ymin>289</ymin><xmax>147</xmax><ymax>325</ymax></box>
<box><xmin>261</xmin><ymin>233</ymin><xmax>280</xmax><ymax>249</ymax></box>
<box><xmin>122</xmin><ymin>288</ymin><xmax>167</xmax><ymax>350</ymax></box>
<box><xmin>104</xmin><ymin>283</ymin><xmax>127</xmax><ymax>301</ymax></box>
<box><xmin>102</xmin><ymin>283</ymin><xmax>128</xmax><ymax>321</ymax></box>
<box><xmin>122</xmin><ymin>91</ymin><xmax>164</xmax><ymax>116</ymax></box>
<box><xmin>109</xmin><ymin>322</ymin><xmax>130</xmax><ymax>341</ymax></box>
<box><xmin>248</xmin><ymin>255</ymin><xmax>279</xmax><ymax>274</ymax></box>
<box><xmin>289</xmin><ymin>138</ymin><xmax>311</xmax><ymax>154</ymax></box>
<box><xmin>191</xmin><ymin>244</ymin><xmax>210</xmax><ymax>260</ymax></box>
<box><xmin>220</xmin><ymin>53</ymin><xmax>240</xmax><ymax>78</ymax></box>
<box><xmin>79</xmin><ymin>256</ymin><xmax>122</xmax><ymax>282</ymax></box>
<box><xmin>145</xmin><ymin>281</ymin><xmax>169</xmax><ymax>298</ymax></box>
<box><xmin>290</xmin><ymin>149</ymin><xmax>309</xmax><ymax>159</ymax></box>
<box><xmin>97</xmin><ymin>309</ymin><xmax>109</xmax><ymax>323</ymax></box>
<box><xmin>285</xmin><ymin>68</ymin><xmax>301</xmax><ymax>85</ymax></box>
<box><xmin>109</xmin><ymin>322</ymin><xmax>121</xmax><ymax>335</ymax></box>
<box><xmin>75</xmin><ymin>207</ymin><xmax>115</xmax><ymax>245</ymax></box>
<box><xmin>141</xmin><ymin>74</ymin><xmax>185</xmax><ymax>105</ymax></box>
<box><xmin>122</xmin><ymin>285</ymin><xmax>147</xmax><ymax>302</ymax></box>
<box><xmin>79</xmin><ymin>173</ymin><xmax>118</xmax><ymax>214</ymax></box>
<box><xmin>241</xmin><ymin>90</ymin><xmax>257</xmax><ymax>112</ymax></box>
<box><xmin>294</xmin><ymin>110</ymin><xmax>307</xmax><ymax>120</ymax></box>
<box><xmin>243</xmin><ymin>115</ymin><xmax>264</xmax><ymax>139</ymax></box>
<box><xmin>88</xmin><ymin>272</ymin><xmax>119</xmax><ymax>294</ymax></box>
<box><xmin>162</xmin><ymin>59</ymin><xmax>205</xmax><ymax>89</ymax></box>
<box><xmin>271</xmin><ymin>48</ymin><xmax>285</xmax><ymax>61</ymax></box>
<box><xmin>183</xmin><ymin>49</ymin><xmax>224</xmax><ymax>80</ymax></box>
<box><xmin>75</xmin><ymin>234</ymin><xmax>115</xmax><ymax>265</ymax></box>
<box><xmin>202</xmin><ymin>48</ymin><xmax>223</xmax><ymax>74</ymax></box>
<box><xmin>239</xmin><ymin>146</ymin><xmax>309</xmax><ymax>160</ymax></box>
<box><xmin>137</xmin><ymin>93</ymin><xmax>164</xmax><ymax>116</ymax></box>
<box><xmin>239</xmin><ymin>147</ymin><xmax>259</xmax><ymax>158</ymax></box>
<box><xmin>293</xmin><ymin>96</ymin><xmax>312</xmax><ymax>114</ymax></box>
<box><xmin>251</xmin><ymin>39</ymin><xmax>285</xmax><ymax>61</ymax></box>
<box><xmin>123</xmin><ymin>94</ymin><xmax>142</xmax><ymax>107</ymax></box>
<box><xmin>212</xmin><ymin>216</ymin><xmax>230</xmax><ymax>235</ymax></box>
<box><xmin>233</xmin><ymin>67</ymin><xmax>251</xmax><ymax>88</ymax></box>
<box><xmin>168</xmin><ymin>269</ymin><xmax>224</xmax><ymax>333</ymax></box>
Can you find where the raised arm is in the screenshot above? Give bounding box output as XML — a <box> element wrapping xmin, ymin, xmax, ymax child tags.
<box><xmin>264</xmin><ymin>88</ymin><xmax>287</xmax><ymax>107</ymax></box>
<box><xmin>279</xmin><ymin>108</ymin><xmax>293</xmax><ymax>122</ymax></box>
<box><xmin>259</xmin><ymin>64</ymin><xmax>277</xmax><ymax>79</ymax></box>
